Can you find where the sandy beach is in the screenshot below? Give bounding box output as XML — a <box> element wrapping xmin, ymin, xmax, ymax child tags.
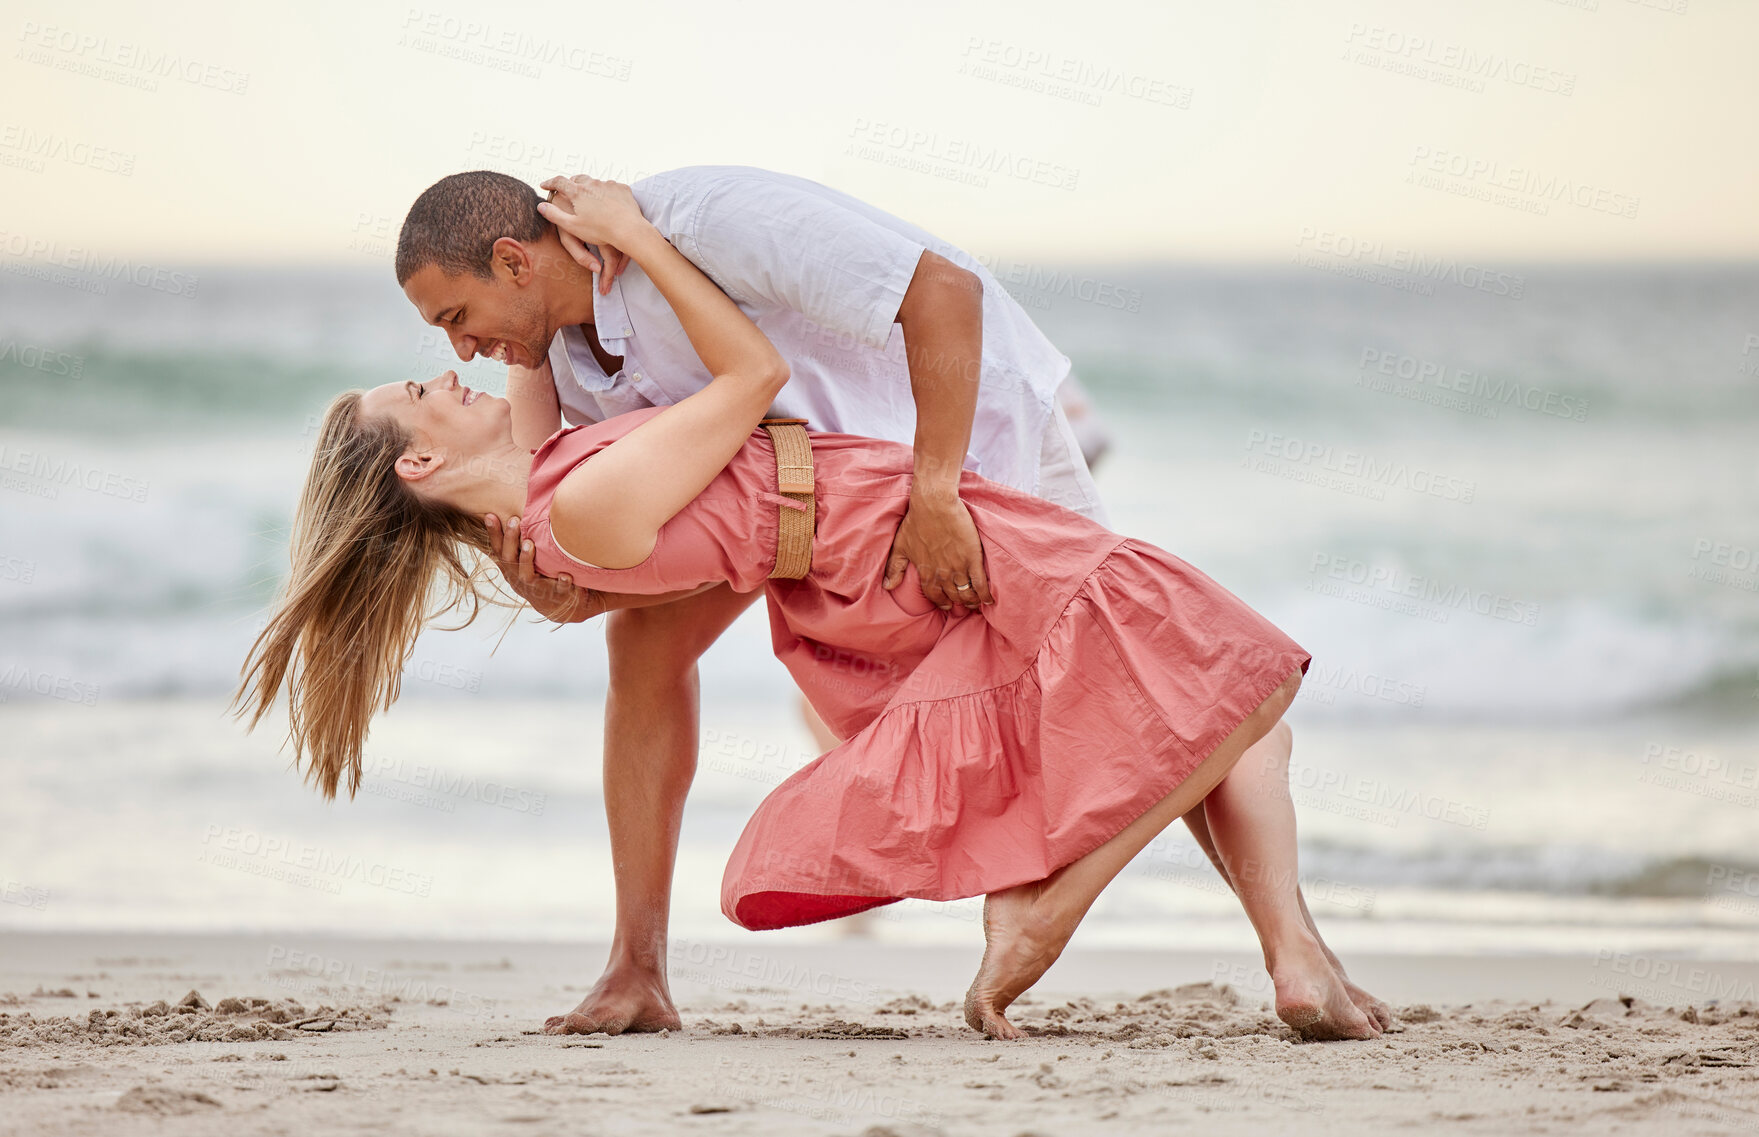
<box><xmin>2</xmin><ymin>931</ymin><xmax>1757</xmax><ymax>1135</ymax></box>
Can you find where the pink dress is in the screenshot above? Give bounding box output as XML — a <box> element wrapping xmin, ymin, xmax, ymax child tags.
<box><xmin>521</xmin><ymin>409</ymin><xmax>1311</xmax><ymax>931</ymax></box>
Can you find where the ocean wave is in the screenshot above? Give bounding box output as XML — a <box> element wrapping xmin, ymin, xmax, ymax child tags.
<box><xmin>4</xmin><ymin>264</ymin><xmax>1759</xmax><ymax>432</ymax></box>
<box><xmin>1235</xmin><ymin>842</ymin><xmax>1759</xmax><ymax>900</ymax></box>
<box><xmin>2</xmin><ymin>264</ymin><xmax>1755</xmax><ymax>724</ymax></box>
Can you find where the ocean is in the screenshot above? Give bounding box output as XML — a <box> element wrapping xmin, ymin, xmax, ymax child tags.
<box><xmin>1</xmin><ymin>260</ymin><xmax>1755</xmax><ymax>960</ymax></box>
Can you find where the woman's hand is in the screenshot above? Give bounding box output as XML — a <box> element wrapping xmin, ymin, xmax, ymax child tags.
<box><xmin>539</xmin><ymin>176</ymin><xmax>647</xmax><ymax>295</ymax></box>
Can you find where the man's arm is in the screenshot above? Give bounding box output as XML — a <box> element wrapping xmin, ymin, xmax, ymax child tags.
<box><xmin>677</xmin><ymin>175</ymin><xmax>994</xmax><ymax>611</ymax></box>
<box><xmin>885</xmin><ymin>251</ymin><xmax>993</xmax><ymax>611</ymax></box>
<box><xmin>485</xmin><ymin>355</ymin><xmax>570</xmax><ymax>618</ymax></box>
<box><xmin>483</xmin><ymin>515</ymin><xmax>716</xmax><ymax>622</ymax></box>
<box><xmin>506</xmin><ymin>357</ymin><xmax>563</xmax><ymax>452</ymax></box>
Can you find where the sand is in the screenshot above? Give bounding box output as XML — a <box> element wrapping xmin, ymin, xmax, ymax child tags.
<box><xmin>3</xmin><ymin>932</ymin><xmax>1759</xmax><ymax>1135</ymax></box>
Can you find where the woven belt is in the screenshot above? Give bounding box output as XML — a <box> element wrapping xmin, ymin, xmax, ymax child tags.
<box><xmin>760</xmin><ymin>418</ymin><xmax>815</xmax><ymax>579</ymax></box>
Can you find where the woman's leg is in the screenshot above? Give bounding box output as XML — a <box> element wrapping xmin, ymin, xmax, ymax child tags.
<box><xmin>1181</xmin><ymin>728</ymin><xmax>1393</xmax><ymax>1030</ymax></box>
<box><xmin>966</xmin><ymin>668</ymin><xmax>1312</xmax><ymax>1039</ymax></box>
<box><xmin>1195</xmin><ymin>721</ymin><xmax>1379</xmax><ymax>1040</ymax></box>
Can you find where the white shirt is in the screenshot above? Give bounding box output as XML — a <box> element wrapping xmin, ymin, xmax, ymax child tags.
<box><xmin>545</xmin><ymin>165</ymin><xmax>1072</xmax><ymax>496</ymax></box>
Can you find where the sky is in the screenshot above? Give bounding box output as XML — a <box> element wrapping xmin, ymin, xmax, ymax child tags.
<box><xmin>1</xmin><ymin>0</ymin><xmax>1754</xmax><ymax>265</ymax></box>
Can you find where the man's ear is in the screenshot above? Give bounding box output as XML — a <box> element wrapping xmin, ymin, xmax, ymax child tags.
<box><xmin>395</xmin><ymin>450</ymin><xmax>444</xmax><ymax>483</ymax></box>
<box><xmin>492</xmin><ymin>237</ymin><xmax>534</xmax><ymax>286</ymax></box>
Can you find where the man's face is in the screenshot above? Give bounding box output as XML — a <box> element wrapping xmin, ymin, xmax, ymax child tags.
<box><xmin>403</xmin><ymin>251</ymin><xmax>553</xmax><ymax>370</ymax></box>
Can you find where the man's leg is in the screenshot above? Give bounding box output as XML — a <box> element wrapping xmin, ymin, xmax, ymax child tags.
<box><xmin>545</xmin><ymin>583</ymin><xmax>763</xmax><ymax>1035</ymax></box>
<box><xmin>799</xmin><ymin>694</ymin><xmax>842</xmax><ymax>752</ymax></box>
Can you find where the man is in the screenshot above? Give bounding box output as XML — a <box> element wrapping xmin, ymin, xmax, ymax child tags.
<box><xmin>395</xmin><ymin>165</ymin><xmax>1108</xmax><ymax>1034</ymax></box>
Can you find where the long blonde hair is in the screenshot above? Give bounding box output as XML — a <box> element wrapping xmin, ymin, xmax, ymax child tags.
<box><xmin>234</xmin><ymin>391</ymin><xmax>502</xmax><ymax>799</ymax></box>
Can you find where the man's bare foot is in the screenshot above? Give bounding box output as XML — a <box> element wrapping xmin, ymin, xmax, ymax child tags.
<box><xmin>542</xmin><ymin>966</ymin><xmax>681</xmax><ymax>1036</ymax></box>
<box><xmin>962</xmin><ymin>882</ymin><xmax>1078</xmax><ymax>1040</ymax></box>
<box><xmin>1270</xmin><ymin>936</ymin><xmax>1381</xmax><ymax>1041</ymax></box>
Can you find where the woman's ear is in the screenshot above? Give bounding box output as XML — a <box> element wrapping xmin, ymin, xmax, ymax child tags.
<box><xmin>394</xmin><ymin>450</ymin><xmax>444</xmax><ymax>484</ymax></box>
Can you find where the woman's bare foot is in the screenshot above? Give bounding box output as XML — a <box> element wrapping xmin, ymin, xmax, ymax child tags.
<box><xmin>1312</xmin><ymin>936</ymin><xmax>1395</xmax><ymax>1031</ymax></box>
<box><xmin>963</xmin><ymin>882</ymin><xmax>1078</xmax><ymax>1040</ymax></box>
<box><xmin>1343</xmin><ymin>977</ymin><xmax>1395</xmax><ymax>1031</ymax></box>
<box><xmin>1271</xmin><ymin>935</ymin><xmax>1381</xmax><ymax>1041</ymax></box>
<box><xmin>542</xmin><ymin>966</ymin><xmax>682</xmax><ymax>1036</ymax></box>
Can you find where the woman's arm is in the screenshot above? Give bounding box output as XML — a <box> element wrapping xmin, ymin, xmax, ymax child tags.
<box><xmin>535</xmin><ymin>177</ymin><xmax>789</xmax><ymax>569</ymax></box>
<box><xmin>542</xmin><ymin>177</ymin><xmax>786</xmax><ymax>384</ymax></box>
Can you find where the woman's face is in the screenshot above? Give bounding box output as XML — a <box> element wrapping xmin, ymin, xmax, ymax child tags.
<box><xmin>358</xmin><ymin>370</ymin><xmax>514</xmax><ymax>481</ymax></box>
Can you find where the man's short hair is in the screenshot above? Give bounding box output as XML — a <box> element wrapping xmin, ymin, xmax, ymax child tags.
<box><xmin>395</xmin><ymin>171</ymin><xmax>549</xmax><ymax>285</ymax></box>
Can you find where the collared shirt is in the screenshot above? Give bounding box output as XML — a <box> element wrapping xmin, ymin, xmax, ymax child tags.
<box><xmin>546</xmin><ymin>165</ymin><xmax>1072</xmax><ymax>495</ymax></box>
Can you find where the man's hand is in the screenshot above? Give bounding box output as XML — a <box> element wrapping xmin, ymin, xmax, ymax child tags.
<box><xmin>885</xmin><ymin>251</ymin><xmax>990</xmax><ymax>613</ymax></box>
<box><xmin>485</xmin><ymin>513</ymin><xmax>601</xmax><ymax>623</ymax></box>
<box><xmin>539</xmin><ymin>175</ymin><xmax>643</xmax><ymax>297</ymax></box>
<box><xmin>883</xmin><ymin>493</ymin><xmax>994</xmax><ymax>612</ymax></box>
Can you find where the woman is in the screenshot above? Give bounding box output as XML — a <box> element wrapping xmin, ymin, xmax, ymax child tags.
<box><xmin>238</xmin><ymin>179</ymin><xmax>1388</xmax><ymax>1043</ymax></box>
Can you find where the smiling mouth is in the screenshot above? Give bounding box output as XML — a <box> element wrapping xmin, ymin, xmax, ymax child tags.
<box><xmin>462</xmin><ymin>387</ymin><xmax>479</xmax><ymax>405</ymax></box>
<box><xmin>487</xmin><ymin>342</ymin><xmax>512</xmax><ymax>365</ymax></box>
